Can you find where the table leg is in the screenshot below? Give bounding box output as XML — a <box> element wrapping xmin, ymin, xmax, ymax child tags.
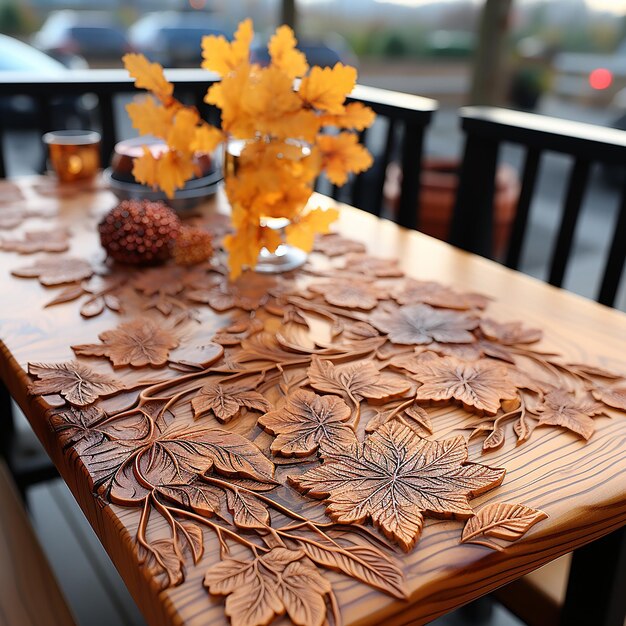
<box><xmin>0</xmin><ymin>378</ymin><xmax>15</xmax><ymax>460</ymax></box>
<box><xmin>560</xmin><ymin>526</ymin><xmax>626</xmax><ymax>626</ymax></box>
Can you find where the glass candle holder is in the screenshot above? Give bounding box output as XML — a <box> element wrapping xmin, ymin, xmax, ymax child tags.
<box><xmin>43</xmin><ymin>130</ymin><xmax>101</xmax><ymax>183</ymax></box>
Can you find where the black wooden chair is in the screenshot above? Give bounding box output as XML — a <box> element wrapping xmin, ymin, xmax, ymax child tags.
<box><xmin>450</xmin><ymin>106</ymin><xmax>626</xmax><ymax>626</ymax></box>
<box><xmin>0</xmin><ymin>69</ymin><xmax>437</xmax><ymax>496</ymax></box>
<box><xmin>450</xmin><ymin>106</ymin><xmax>626</xmax><ymax>309</ymax></box>
<box><xmin>0</xmin><ymin>69</ymin><xmax>437</xmax><ymax>230</ymax></box>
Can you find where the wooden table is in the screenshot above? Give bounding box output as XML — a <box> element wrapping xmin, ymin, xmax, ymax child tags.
<box><xmin>0</xmin><ymin>176</ymin><xmax>625</xmax><ymax>626</ymax></box>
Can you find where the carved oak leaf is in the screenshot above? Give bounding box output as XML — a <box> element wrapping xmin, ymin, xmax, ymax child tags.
<box><xmin>259</xmin><ymin>389</ymin><xmax>356</xmax><ymax>457</ymax></box>
<box><xmin>395</xmin><ymin>279</ymin><xmax>490</xmax><ymax>310</ymax></box>
<box><xmin>308</xmin><ymin>280</ymin><xmax>384</xmax><ymax>310</ymax></box>
<box><xmin>592</xmin><ymin>385</ymin><xmax>626</xmax><ymax>411</ymax></box>
<box><xmin>291</xmin><ymin>422</ymin><xmax>505</xmax><ymax>551</ymax></box>
<box><xmin>479</xmin><ymin>319</ymin><xmax>543</xmax><ymax>345</ymax></box>
<box><xmin>535</xmin><ymin>390</ymin><xmax>605</xmax><ymax>440</ymax></box>
<box><xmin>370</xmin><ymin>303</ymin><xmax>479</xmax><ymax>346</ymax></box>
<box><xmin>28</xmin><ymin>361</ymin><xmax>123</xmax><ymax>406</ymax></box>
<box><xmin>204</xmin><ymin>548</ymin><xmax>332</xmax><ymax>626</ymax></box>
<box><xmin>408</xmin><ymin>356</ymin><xmax>519</xmax><ymax>416</ymax></box>
<box><xmin>341</xmin><ymin>253</ymin><xmax>404</xmax><ymax>277</ymax></box>
<box><xmin>192</xmin><ymin>378</ymin><xmax>272</xmax><ymax>423</ymax></box>
<box><xmin>72</xmin><ymin>319</ymin><xmax>179</xmax><ymax>368</ymax></box>
<box><xmin>0</xmin><ymin>228</ymin><xmax>70</xmax><ymax>254</ymax></box>
<box><xmin>12</xmin><ymin>257</ymin><xmax>94</xmax><ymax>286</ymax></box>
<box><xmin>307</xmin><ymin>357</ymin><xmax>411</xmax><ymax>404</ymax></box>
<box><xmin>313</xmin><ymin>233</ymin><xmax>366</xmax><ymax>257</ymax></box>
<box><xmin>461</xmin><ymin>502</ymin><xmax>548</xmax><ymax>550</ymax></box>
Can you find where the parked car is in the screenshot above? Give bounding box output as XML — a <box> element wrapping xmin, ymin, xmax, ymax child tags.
<box><xmin>0</xmin><ymin>34</ymin><xmax>90</xmax><ymax>128</ymax></box>
<box><xmin>32</xmin><ymin>11</ymin><xmax>131</xmax><ymax>65</ymax></box>
<box><xmin>250</xmin><ymin>33</ymin><xmax>357</xmax><ymax>69</ymax></box>
<box><xmin>129</xmin><ymin>12</ymin><xmax>230</xmax><ymax>67</ymax></box>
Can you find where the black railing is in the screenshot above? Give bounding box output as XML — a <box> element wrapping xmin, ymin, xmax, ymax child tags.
<box><xmin>450</xmin><ymin>106</ymin><xmax>626</xmax><ymax>308</ymax></box>
<box><xmin>0</xmin><ymin>69</ymin><xmax>437</xmax><ymax>228</ymax></box>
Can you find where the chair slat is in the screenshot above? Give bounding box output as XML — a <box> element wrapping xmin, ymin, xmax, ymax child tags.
<box><xmin>505</xmin><ymin>147</ymin><xmax>541</xmax><ymax>269</ymax></box>
<box><xmin>370</xmin><ymin>118</ymin><xmax>397</xmax><ymax>218</ymax></box>
<box><xmin>547</xmin><ymin>158</ymin><xmax>590</xmax><ymax>288</ymax></box>
<box><xmin>98</xmin><ymin>93</ymin><xmax>117</xmax><ymax>166</ymax></box>
<box><xmin>397</xmin><ymin>121</ymin><xmax>425</xmax><ymax>230</ymax></box>
<box><xmin>349</xmin><ymin>128</ymin><xmax>369</xmax><ymax>208</ymax></box>
<box><xmin>0</xmin><ymin>125</ymin><xmax>6</xmax><ymax>179</ymax></box>
<box><xmin>450</xmin><ymin>133</ymin><xmax>500</xmax><ymax>258</ymax></box>
<box><xmin>597</xmin><ymin>177</ymin><xmax>626</xmax><ymax>307</ymax></box>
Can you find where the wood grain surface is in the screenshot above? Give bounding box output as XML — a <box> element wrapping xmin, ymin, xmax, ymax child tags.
<box><xmin>0</xmin><ymin>176</ymin><xmax>625</xmax><ymax>626</ymax></box>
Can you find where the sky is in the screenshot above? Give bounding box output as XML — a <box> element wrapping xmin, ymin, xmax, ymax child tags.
<box><xmin>367</xmin><ymin>0</ymin><xmax>626</xmax><ymax>16</ymax></box>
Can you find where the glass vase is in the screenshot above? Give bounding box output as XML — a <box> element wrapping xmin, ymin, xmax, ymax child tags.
<box><xmin>224</xmin><ymin>136</ymin><xmax>313</xmax><ymax>274</ymax></box>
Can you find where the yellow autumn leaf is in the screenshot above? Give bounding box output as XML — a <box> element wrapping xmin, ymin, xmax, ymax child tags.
<box><xmin>224</xmin><ymin>219</ymin><xmax>263</xmax><ymax>279</ymax></box>
<box><xmin>268</xmin><ymin>25</ymin><xmax>308</xmax><ymax>79</ymax></box>
<box><xmin>318</xmin><ymin>132</ymin><xmax>373</xmax><ymax>186</ymax></box>
<box><xmin>132</xmin><ymin>146</ymin><xmax>159</xmax><ymax>188</ymax></box>
<box><xmin>243</xmin><ymin>65</ymin><xmax>301</xmax><ymax>120</ymax></box>
<box><xmin>201</xmin><ymin>18</ymin><xmax>253</xmax><ymax>75</ymax></box>
<box><xmin>268</xmin><ymin>109</ymin><xmax>322</xmax><ymax>143</ymax></box>
<box><xmin>155</xmin><ymin>150</ymin><xmax>199</xmax><ymax>199</ymax></box>
<box><xmin>191</xmin><ymin>124</ymin><xmax>223</xmax><ymax>153</ymax></box>
<box><xmin>205</xmin><ymin>69</ymin><xmax>256</xmax><ymax>138</ymax></box>
<box><xmin>299</xmin><ymin>63</ymin><xmax>357</xmax><ymax>114</ymax></box>
<box><xmin>320</xmin><ymin>102</ymin><xmax>376</xmax><ymax>131</ymax></box>
<box><xmin>285</xmin><ymin>207</ymin><xmax>339</xmax><ymax>251</ymax></box>
<box><xmin>167</xmin><ymin>108</ymin><xmax>199</xmax><ymax>154</ymax></box>
<box><xmin>260</xmin><ymin>226</ymin><xmax>282</xmax><ymax>253</ymax></box>
<box><xmin>123</xmin><ymin>53</ymin><xmax>173</xmax><ymax>103</ymax></box>
<box><xmin>126</xmin><ymin>96</ymin><xmax>173</xmax><ymax>139</ymax></box>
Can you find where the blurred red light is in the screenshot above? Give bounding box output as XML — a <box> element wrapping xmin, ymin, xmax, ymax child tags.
<box><xmin>589</xmin><ymin>68</ymin><xmax>613</xmax><ymax>90</ymax></box>
<box><xmin>189</xmin><ymin>0</ymin><xmax>206</xmax><ymax>7</ymax></box>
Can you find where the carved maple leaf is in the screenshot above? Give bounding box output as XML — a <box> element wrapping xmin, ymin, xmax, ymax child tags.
<box><xmin>479</xmin><ymin>318</ymin><xmax>542</xmax><ymax>345</ymax></box>
<box><xmin>28</xmin><ymin>361</ymin><xmax>123</xmax><ymax>406</ymax></box>
<box><xmin>50</xmin><ymin>405</ymin><xmax>150</xmax><ymax>451</ymax></box>
<box><xmin>187</xmin><ymin>273</ymin><xmax>279</xmax><ymax>311</ymax></box>
<box><xmin>291</xmin><ymin>422</ymin><xmax>505</xmax><ymax>551</ymax></box>
<box><xmin>259</xmin><ymin>389</ymin><xmax>356</xmax><ymax>457</ymax></box>
<box><xmin>12</xmin><ymin>257</ymin><xmax>94</xmax><ymax>285</ymax></box>
<box><xmin>592</xmin><ymin>385</ymin><xmax>626</xmax><ymax>411</ymax></box>
<box><xmin>535</xmin><ymin>390</ymin><xmax>605</xmax><ymax>440</ymax></box>
<box><xmin>204</xmin><ymin>547</ymin><xmax>332</xmax><ymax>626</ymax></box>
<box><xmin>83</xmin><ymin>423</ymin><xmax>276</xmax><ymax>505</ymax></box>
<box><xmin>308</xmin><ymin>280</ymin><xmax>384</xmax><ymax>310</ymax></box>
<box><xmin>0</xmin><ymin>228</ymin><xmax>70</xmax><ymax>254</ymax></box>
<box><xmin>307</xmin><ymin>357</ymin><xmax>410</xmax><ymax>404</ymax></box>
<box><xmin>370</xmin><ymin>303</ymin><xmax>479</xmax><ymax>345</ymax></box>
<box><xmin>313</xmin><ymin>233</ymin><xmax>366</xmax><ymax>257</ymax></box>
<box><xmin>340</xmin><ymin>253</ymin><xmax>404</xmax><ymax>278</ymax></box>
<box><xmin>72</xmin><ymin>319</ymin><xmax>180</xmax><ymax>368</ymax></box>
<box><xmin>394</xmin><ymin>279</ymin><xmax>490</xmax><ymax>310</ymax></box>
<box><xmin>407</xmin><ymin>356</ymin><xmax>519</xmax><ymax>416</ymax></box>
<box><xmin>192</xmin><ymin>378</ymin><xmax>272</xmax><ymax>422</ymax></box>
<box><xmin>131</xmin><ymin>267</ymin><xmax>185</xmax><ymax>296</ymax></box>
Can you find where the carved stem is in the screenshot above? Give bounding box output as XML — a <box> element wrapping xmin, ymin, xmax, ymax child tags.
<box><xmin>163</xmin><ymin>504</ymin><xmax>269</xmax><ymax>553</ymax></box>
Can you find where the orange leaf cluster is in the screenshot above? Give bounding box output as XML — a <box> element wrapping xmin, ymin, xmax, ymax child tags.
<box><xmin>123</xmin><ymin>19</ymin><xmax>375</xmax><ymax>278</ymax></box>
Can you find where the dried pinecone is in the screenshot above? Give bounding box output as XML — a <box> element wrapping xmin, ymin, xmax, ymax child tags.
<box><xmin>99</xmin><ymin>200</ymin><xmax>181</xmax><ymax>265</ymax></box>
<box><xmin>173</xmin><ymin>225</ymin><xmax>213</xmax><ymax>266</ymax></box>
